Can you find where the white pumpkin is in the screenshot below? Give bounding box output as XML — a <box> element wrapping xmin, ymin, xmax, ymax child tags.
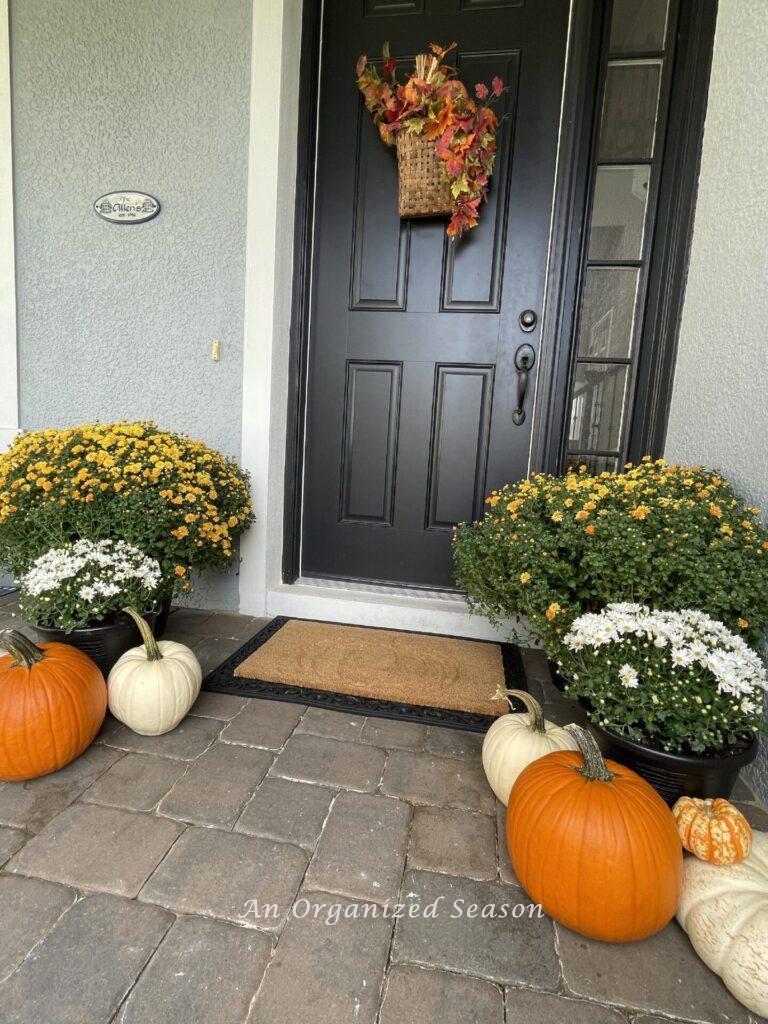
<box><xmin>677</xmin><ymin>829</ymin><xmax>768</xmax><ymax>1017</ymax></box>
<box><xmin>108</xmin><ymin>608</ymin><xmax>202</xmax><ymax>736</ymax></box>
<box><xmin>482</xmin><ymin>687</ymin><xmax>578</xmax><ymax>804</ymax></box>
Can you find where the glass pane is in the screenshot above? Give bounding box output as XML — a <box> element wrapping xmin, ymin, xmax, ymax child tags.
<box><xmin>566</xmin><ymin>454</ymin><xmax>619</xmax><ymax>475</ymax></box>
<box><xmin>577</xmin><ymin>267</ymin><xmax>639</xmax><ymax>358</ymax></box>
<box><xmin>588</xmin><ymin>165</ymin><xmax>650</xmax><ymax>261</ymax></box>
<box><xmin>568</xmin><ymin>363</ymin><xmax>629</xmax><ymax>451</ymax></box>
<box><xmin>610</xmin><ymin>0</ymin><xmax>668</xmax><ymax>55</ymax></box>
<box><xmin>599</xmin><ymin>60</ymin><xmax>662</xmax><ymax>160</ymax></box>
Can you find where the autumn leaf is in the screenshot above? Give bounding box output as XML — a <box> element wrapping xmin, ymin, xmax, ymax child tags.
<box><xmin>403</xmin><ymin>118</ymin><xmax>427</xmax><ymax>135</ymax></box>
<box><xmin>450</xmin><ymin>176</ymin><xmax>468</xmax><ymax>198</ymax></box>
<box><xmin>453</xmin><ymin>132</ymin><xmax>475</xmax><ymax>156</ymax></box>
<box><xmin>435</xmin><ymin>125</ymin><xmax>454</xmax><ymax>158</ymax></box>
<box><xmin>403</xmin><ymin>80</ymin><xmax>422</xmax><ymax>105</ymax></box>
<box><xmin>424</xmin><ymin>119</ymin><xmax>442</xmax><ymax>141</ymax></box>
<box><xmin>481</xmin><ymin>106</ymin><xmax>499</xmax><ymax>130</ymax></box>
<box><xmin>378</xmin><ymin>122</ymin><xmax>396</xmax><ymax>146</ymax></box>
<box><xmin>429</xmin><ymin>41</ymin><xmax>457</xmax><ymax>61</ymax></box>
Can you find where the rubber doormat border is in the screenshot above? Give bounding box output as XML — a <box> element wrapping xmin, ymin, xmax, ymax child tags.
<box><xmin>201</xmin><ymin>616</ymin><xmax>527</xmax><ymax>733</ymax></box>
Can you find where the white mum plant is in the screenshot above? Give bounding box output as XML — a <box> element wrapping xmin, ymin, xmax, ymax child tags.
<box><xmin>560</xmin><ymin>603</ymin><xmax>767</xmax><ymax>755</ymax></box>
<box><xmin>19</xmin><ymin>539</ymin><xmax>161</xmax><ymax>632</ymax></box>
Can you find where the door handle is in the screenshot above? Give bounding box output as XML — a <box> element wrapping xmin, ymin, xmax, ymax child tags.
<box><xmin>512</xmin><ymin>343</ymin><xmax>536</xmax><ymax>425</ymax></box>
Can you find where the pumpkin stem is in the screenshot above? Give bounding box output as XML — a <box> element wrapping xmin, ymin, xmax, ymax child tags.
<box><xmin>491</xmin><ymin>687</ymin><xmax>546</xmax><ymax>733</ymax></box>
<box><xmin>564</xmin><ymin>724</ymin><xmax>615</xmax><ymax>783</ymax></box>
<box><xmin>0</xmin><ymin>629</ymin><xmax>45</xmax><ymax>668</ymax></box>
<box><xmin>122</xmin><ymin>608</ymin><xmax>163</xmax><ymax>662</ymax></box>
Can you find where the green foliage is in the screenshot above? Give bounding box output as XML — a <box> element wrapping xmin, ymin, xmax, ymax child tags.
<box><xmin>452</xmin><ymin>459</ymin><xmax>768</xmax><ymax>658</ymax></box>
<box><xmin>0</xmin><ymin>422</ymin><xmax>254</xmax><ymax>594</ymax></box>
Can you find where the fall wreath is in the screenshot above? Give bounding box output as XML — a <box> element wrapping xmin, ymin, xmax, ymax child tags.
<box><xmin>356</xmin><ymin>42</ymin><xmax>506</xmax><ymax>237</ymax></box>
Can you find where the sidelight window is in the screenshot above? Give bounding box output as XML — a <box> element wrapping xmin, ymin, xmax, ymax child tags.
<box><xmin>564</xmin><ymin>0</ymin><xmax>675</xmax><ymax>474</ymax></box>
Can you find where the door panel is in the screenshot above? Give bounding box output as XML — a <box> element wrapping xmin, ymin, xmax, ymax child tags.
<box><xmin>426</xmin><ymin>365</ymin><xmax>495</xmax><ymax>530</ymax></box>
<box><xmin>301</xmin><ymin>0</ymin><xmax>570</xmax><ymax>588</ymax></box>
<box><xmin>339</xmin><ymin>361</ymin><xmax>402</xmax><ymax>525</ymax></box>
<box><xmin>350</xmin><ymin>108</ymin><xmax>410</xmax><ymax>311</ymax></box>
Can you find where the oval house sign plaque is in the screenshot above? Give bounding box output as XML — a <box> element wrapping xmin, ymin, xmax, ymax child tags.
<box><xmin>94</xmin><ymin>191</ymin><xmax>160</xmax><ymax>223</ymax></box>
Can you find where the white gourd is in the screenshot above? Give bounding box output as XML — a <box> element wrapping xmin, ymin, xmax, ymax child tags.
<box><xmin>108</xmin><ymin>608</ymin><xmax>202</xmax><ymax>736</ymax></box>
<box><xmin>676</xmin><ymin>829</ymin><xmax>768</xmax><ymax>1017</ymax></box>
<box><xmin>482</xmin><ymin>687</ymin><xmax>578</xmax><ymax>804</ymax></box>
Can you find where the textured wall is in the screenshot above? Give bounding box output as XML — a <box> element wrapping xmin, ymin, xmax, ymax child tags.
<box><xmin>9</xmin><ymin>0</ymin><xmax>252</xmax><ymax>609</ymax></box>
<box><xmin>665</xmin><ymin>0</ymin><xmax>768</xmax><ymax>801</ymax></box>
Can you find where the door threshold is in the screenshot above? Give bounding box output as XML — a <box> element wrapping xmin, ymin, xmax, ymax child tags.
<box><xmin>297</xmin><ymin>575</ymin><xmax>465</xmax><ymax>601</ymax></box>
<box><xmin>265</xmin><ymin>577</ymin><xmax>527</xmax><ymax>643</ymax></box>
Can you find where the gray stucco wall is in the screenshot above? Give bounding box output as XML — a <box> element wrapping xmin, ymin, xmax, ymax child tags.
<box><xmin>664</xmin><ymin>0</ymin><xmax>768</xmax><ymax>801</ymax></box>
<box><xmin>9</xmin><ymin>0</ymin><xmax>253</xmax><ymax>609</ymax></box>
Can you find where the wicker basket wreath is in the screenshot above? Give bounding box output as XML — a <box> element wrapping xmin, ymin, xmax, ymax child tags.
<box><xmin>396</xmin><ymin>133</ymin><xmax>453</xmax><ymax>218</ymax></box>
<box><xmin>356</xmin><ymin>44</ymin><xmax>506</xmax><ymax>237</ymax></box>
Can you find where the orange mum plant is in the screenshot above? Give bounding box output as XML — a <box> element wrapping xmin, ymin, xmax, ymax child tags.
<box><xmin>356</xmin><ymin>42</ymin><xmax>506</xmax><ymax>236</ymax></box>
<box><xmin>0</xmin><ymin>422</ymin><xmax>254</xmax><ymax>593</ymax></box>
<box><xmin>453</xmin><ymin>458</ymin><xmax>768</xmax><ymax>656</ymax></box>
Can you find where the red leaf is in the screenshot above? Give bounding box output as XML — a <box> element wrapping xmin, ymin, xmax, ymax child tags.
<box><xmin>435</xmin><ymin>126</ymin><xmax>454</xmax><ymax>157</ymax></box>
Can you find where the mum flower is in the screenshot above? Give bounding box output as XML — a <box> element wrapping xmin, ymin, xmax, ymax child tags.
<box><xmin>618</xmin><ymin>664</ymin><xmax>640</xmax><ymax>688</ymax></box>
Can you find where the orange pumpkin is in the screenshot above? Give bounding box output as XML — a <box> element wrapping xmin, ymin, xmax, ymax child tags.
<box><xmin>507</xmin><ymin>724</ymin><xmax>682</xmax><ymax>943</ymax></box>
<box><xmin>0</xmin><ymin>630</ymin><xmax>106</xmax><ymax>782</ymax></box>
<box><xmin>672</xmin><ymin>796</ymin><xmax>752</xmax><ymax>866</ymax></box>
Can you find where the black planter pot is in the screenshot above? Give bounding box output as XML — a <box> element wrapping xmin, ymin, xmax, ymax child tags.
<box><xmin>35</xmin><ymin>608</ymin><xmax>160</xmax><ymax>680</ymax></box>
<box><xmin>545</xmin><ymin>661</ymin><xmax>759</xmax><ymax>803</ymax></box>
<box><xmin>154</xmin><ymin>595</ymin><xmax>173</xmax><ymax>638</ymax></box>
<box><xmin>592</xmin><ymin>725</ymin><xmax>759</xmax><ymax>806</ymax></box>
<box><xmin>547</xmin><ymin>660</ymin><xmax>568</xmax><ymax>693</ymax></box>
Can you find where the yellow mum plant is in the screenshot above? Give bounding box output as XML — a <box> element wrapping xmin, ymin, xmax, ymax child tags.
<box><xmin>0</xmin><ymin>422</ymin><xmax>254</xmax><ymax>592</ymax></box>
<box><xmin>452</xmin><ymin>458</ymin><xmax>768</xmax><ymax>656</ymax></box>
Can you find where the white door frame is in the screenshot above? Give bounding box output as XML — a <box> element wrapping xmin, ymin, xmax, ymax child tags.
<box><xmin>0</xmin><ymin>0</ymin><xmax>18</xmax><ymax>452</ymax></box>
<box><xmin>238</xmin><ymin>0</ymin><xmax>302</xmax><ymax>617</ymax></box>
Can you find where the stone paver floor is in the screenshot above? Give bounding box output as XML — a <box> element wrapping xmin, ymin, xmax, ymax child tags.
<box><xmin>0</xmin><ymin>594</ymin><xmax>766</xmax><ymax>1023</ymax></box>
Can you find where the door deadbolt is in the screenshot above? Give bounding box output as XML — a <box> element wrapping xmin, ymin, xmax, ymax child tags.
<box><xmin>518</xmin><ymin>309</ymin><xmax>537</xmax><ymax>332</ymax></box>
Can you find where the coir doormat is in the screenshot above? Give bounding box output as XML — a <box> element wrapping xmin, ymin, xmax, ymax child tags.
<box><xmin>201</xmin><ymin>617</ymin><xmax>526</xmax><ymax>732</ymax></box>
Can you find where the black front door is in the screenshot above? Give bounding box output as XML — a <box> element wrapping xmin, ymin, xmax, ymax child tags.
<box><xmin>301</xmin><ymin>0</ymin><xmax>570</xmax><ymax>589</ymax></box>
